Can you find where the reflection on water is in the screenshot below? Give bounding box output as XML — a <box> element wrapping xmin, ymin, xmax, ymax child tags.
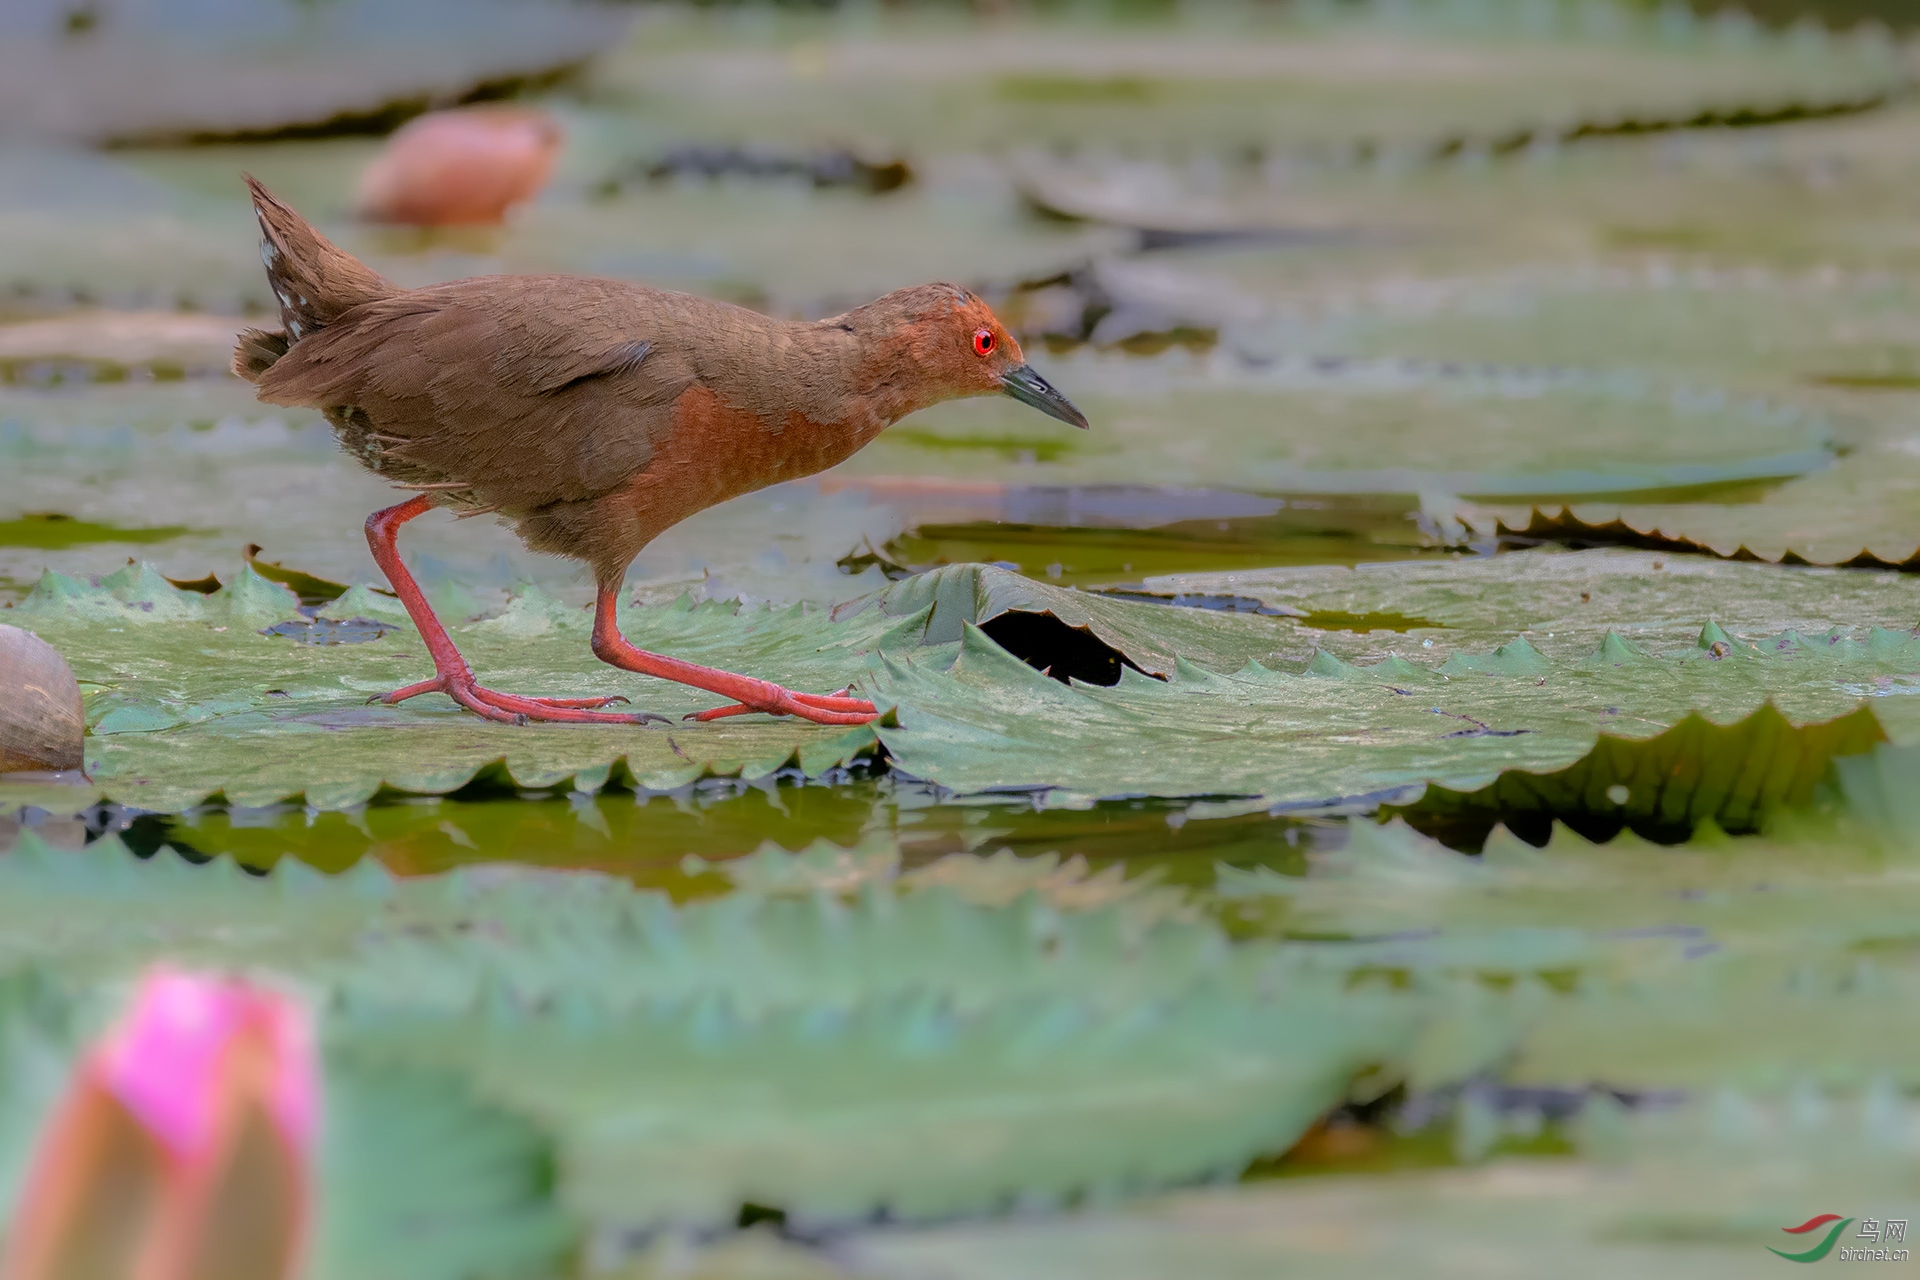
<box><xmin>3</xmin><ymin>774</ymin><xmax>1326</xmax><ymax>897</ymax></box>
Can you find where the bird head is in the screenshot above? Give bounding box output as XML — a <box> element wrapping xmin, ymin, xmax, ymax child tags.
<box><xmin>850</xmin><ymin>285</ymin><xmax>1089</xmax><ymax>429</ymax></box>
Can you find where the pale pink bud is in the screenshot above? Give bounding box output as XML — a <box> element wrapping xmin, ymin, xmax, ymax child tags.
<box><xmin>2</xmin><ymin>967</ymin><xmax>318</xmax><ymax>1280</ymax></box>
<box><xmin>356</xmin><ymin>105</ymin><xmax>563</xmax><ymax>227</ymax></box>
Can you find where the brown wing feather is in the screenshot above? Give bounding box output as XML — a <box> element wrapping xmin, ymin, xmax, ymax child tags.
<box><xmin>254</xmin><ymin>275</ymin><xmax>707</xmax><ymax>512</ymax></box>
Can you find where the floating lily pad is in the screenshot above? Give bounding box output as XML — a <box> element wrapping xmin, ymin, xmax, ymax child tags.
<box><xmin>857</xmin><ymin>561</ymin><xmax>1305</xmax><ymax>679</ymax></box>
<box><xmin>9</xmin><ymin>567</ymin><xmax>894</xmax><ymax>810</ymax></box>
<box><xmin>1137</xmin><ymin>547</ymin><xmax>1920</xmax><ymax>657</ymax></box>
<box><xmin>0</xmin><ymin>0</ymin><xmax>636</xmax><ymax>146</ymax></box>
<box><xmin>846</xmin><ymin>350</ymin><xmax>1835</xmax><ymax>499</ymax></box>
<box><xmin>1475</xmin><ymin>444</ymin><xmax>1920</xmax><ymax>570</ymax></box>
<box><xmin>838</xmin><ymin>1090</ymin><xmax>1920</xmax><ymax>1280</ymax></box>
<box><xmin>589</xmin><ymin>4</ymin><xmax>1906</xmax><ymax>160</ymax></box>
<box><xmin>1387</xmin><ymin>700</ymin><xmax>1886</xmax><ymax>847</ymax></box>
<box><xmin>1224</xmin><ymin>812</ymin><xmax>1920</xmax><ymax>973</ymax></box>
<box><xmin>1279</xmin><ymin>263</ymin><xmax>1920</xmax><ymax>403</ymax></box>
<box><xmin>0</xmin><ymin>833</ymin><xmax>1419</xmax><ymax>1234</ymax></box>
<box><xmin>12</xmin><ymin>554</ymin><xmax>1920</xmax><ymax>812</ymax></box>
<box><xmin>872</xmin><ymin>614</ymin><xmax>1912</xmax><ymax>806</ymax></box>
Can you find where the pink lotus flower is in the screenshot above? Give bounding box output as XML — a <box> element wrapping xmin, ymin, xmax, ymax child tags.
<box><xmin>356</xmin><ymin>105</ymin><xmax>563</xmax><ymax>227</ymax></box>
<box><xmin>2</xmin><ymin>968</ymin><xmax>318</xmax><ymax>1280</ymax></box>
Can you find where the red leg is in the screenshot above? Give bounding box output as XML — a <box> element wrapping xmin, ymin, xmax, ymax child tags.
<box><xmin>589</xmin><ymin>588</ymin><xmax>878</xmax><ymax>726</ymax></box>
<box><xmin>362</xmin><ymin>497</ymin><xmax>666</xmax><ymax>725</ymax></box>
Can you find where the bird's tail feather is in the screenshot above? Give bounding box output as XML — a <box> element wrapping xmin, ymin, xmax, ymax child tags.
<box><xmin>230</xmin><ymin>327</ymin><xmax>289</xmax><ymax>384</ymax></box>
<box><xmin>239</xmin><ymin>174</ymin><xmax>394</xmax><ymax>357</ymax></box>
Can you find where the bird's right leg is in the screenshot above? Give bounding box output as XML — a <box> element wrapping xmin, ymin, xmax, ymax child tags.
<box><xmin>363</xmin><ymin>496</ymin><xmax>665</xmax><ymax>725</ymax></box>
<box><xmin>588</xmin><ymin>587</ymin><xmax>878</xmax><ymax>726</ymax></box>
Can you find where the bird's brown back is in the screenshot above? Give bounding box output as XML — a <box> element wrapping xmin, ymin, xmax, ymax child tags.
<box><xmin>233</xmin><ymin>179</ymin><xmax>1021</xmax><ymax>580</ymax></box>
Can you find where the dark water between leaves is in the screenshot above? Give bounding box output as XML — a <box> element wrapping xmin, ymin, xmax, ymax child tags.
<box><xmin>8</xmin><ymin>776</ymin><xmax>1326</xmax><ymax>895</ymax></box>
<box><xmin>883</xmin><ymin>494</ymin><xmax>1440</xmax><ymax>588</ymax></box>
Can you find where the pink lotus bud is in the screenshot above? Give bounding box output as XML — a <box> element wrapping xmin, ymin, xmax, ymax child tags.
<box><xmin>356</xmin><ymin>105</ymin><xmax>563</xmax><ymax>227</ymax></box>
<box><xmin>2</xmin><ymin>967</ymin><xmax>318</xmax><ymax>1280</ymax></box>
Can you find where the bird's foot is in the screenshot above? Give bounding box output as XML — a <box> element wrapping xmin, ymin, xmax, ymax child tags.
<box><xmin>373</xmin><ymin>674</ymin><xmax>668</xmax><ymax>725</ymax></box>
<box><xmin>686</xmin><ymin>685</ymin><xmax>878</xmax><ymax>727</ymax></box>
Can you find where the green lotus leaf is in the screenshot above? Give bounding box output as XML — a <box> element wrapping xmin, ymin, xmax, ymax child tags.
<box><xmin>1478</xmin><ymin>444</ymin><xmax>1920</xmax><ymax>570</ymax></box>
<box><xmin>315</xmin><ymin>1056</ymin><xmax>573</xmax><ymax>1280</ymax></box>
<box><xmin>703</xmin><ymin>836</ymin><xmax>1196</xmax><ymax>926</ymax></box>
<box><xmin>0</xmin><ymin>833</ymin><xmax>1420</xmax><ymax>1232</ymax></box>
<box><xmin>850</xmin><ymin>353</ymin><xmax>1834</xmax><ymax>499</ymax></box>
<box><xmin>0</xmin><ymin>828</ymin><xmax>1237</xmax><ymax>1019</ymax></box>
<box><xmin>336</xmin><ymin>975</ymin><xmax>1414</xmax><ymax>1232</ymax></box>
<box><xmin>1225</xmin><ymin>812</ymin><xmax>1920</xmax><ymax>977</ymax></box>
<box><xmin>872</xmin><ymin>615</ymin><xmax>1903</xmax><ymax>806</ymax></box>
<box><xmin>1388</xmin><ymin>702</ymin><xmax>1886</xmax><ymax>848</ymax></box>
<box><xmin>602</xmin><ymin>4</ymin><xmax>1903</xmax><ymax>162</ymax></box>
<box><xmin>834</xmin><ymin>1090</ymin><xmax>1920</xmax><ymax>1280</ymax></box>
<box><xmin>9</xmin><ymin>571</ymin><xmax>904</xmax><ymax>811</ymax></box>
<box><xmin>857</xmin><ymin>561</ymin><xmax>1303</xmax><ymax>678</ymax></box>
<box><xmin>1134</xmin><ymin>547</ymin><xmax>1920</xmax><ymax>658</ymax></box>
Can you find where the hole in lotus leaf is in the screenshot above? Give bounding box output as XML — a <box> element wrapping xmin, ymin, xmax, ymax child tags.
<box><xmin>260</xmin><ymin>617</ymin><xmax>395</xmax><ymax>645</ymax></box>
<box><xmin>979</xmin><ymin>611</ymin><xmax>1154</xmax><ymax>687</ymax></box>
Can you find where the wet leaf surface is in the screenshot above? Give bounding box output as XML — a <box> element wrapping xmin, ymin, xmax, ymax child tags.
<box><xmin>872</xmin><ymin>617</ymin><xmax>1908</xmax><ymax>806</ymax></box>
<box><xmin>8</xmin><ymin>566</ymin><xmax>894</xmax><ymax>810</ymax></box>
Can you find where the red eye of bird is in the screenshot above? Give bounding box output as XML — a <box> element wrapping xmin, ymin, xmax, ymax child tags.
<box><xmin>972</xmin><ymin>328</ymin><xmax>996</xmax><ymax>357</ymax></box>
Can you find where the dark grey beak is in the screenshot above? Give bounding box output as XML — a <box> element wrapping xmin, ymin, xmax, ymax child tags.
<box><xmin>1001</xmin><ymin>363</ymin><xmax>1089</xmax><ymax>429</ymax></box>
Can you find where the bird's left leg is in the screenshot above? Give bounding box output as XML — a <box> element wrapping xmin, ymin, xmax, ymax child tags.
<box><xmin>365</xmin><ymin>497</ymin><xmax>667</xmax><ymax>725</ymax></box>
<box><xmin>588</xmin><ymin>587</ymin><xmax>878</xmax><ymax>726</ymax></box>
